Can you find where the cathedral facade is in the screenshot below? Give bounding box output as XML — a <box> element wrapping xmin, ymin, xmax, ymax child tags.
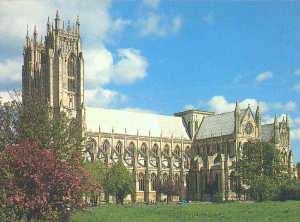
<box><xmin>22</xmin><ymin>12</ymin><xmax>294</xmax><ymax>203</ymax></box>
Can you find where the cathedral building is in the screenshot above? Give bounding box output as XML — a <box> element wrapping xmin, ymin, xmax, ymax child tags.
<box><xmin>22</xmin><ymin>12</ymin><xmax>295</xmax><ymax>203</ymax></box>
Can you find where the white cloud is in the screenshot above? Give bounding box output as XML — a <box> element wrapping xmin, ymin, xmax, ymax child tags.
<box><xmin>0</xmin><ymin>58</ymin><xmax>22</xmax><ymax>83</ymax></box>
<box><xmin>207</xmin><ymin>96</ymin><xmax>268</xmax><ymax>114</ymax></box>
<box><xmin>208</xmin><ymin>96</ymin><xmax>235</xmax><ymax>114</ymax></box>
<box><xmin>0</xmin><ymin>0</ymin><xmax>130</xmax><ymax>45</ymax></box>
<box><xmin>138</xmin><ymin>13</ymin><xmax>182</xmax><ymax>37</ymax></box>
<box><xmin>85</xmin><ymin>46</ymin><xmax>114</xmax><ymax>86</ymax></box>
<box><xmin>271</xmin><ymin>101</ymin><xmax>296</xmax><ymax>111</ymax></box>
<box><xmin>285</xmin><ymin>101</ymin><xmax>297</xmax><ymax>111</ymax></box>
<box><xmin>113</xmin><ymin>48</ymin><xmax>148</xmax><ymax>84</ymax></box>
<box><xmin>0</xmin><ymin>91</ymin><xmax>12</xmax><ymax>103</ymax></box>
<box><xmin>293</xmin><ymin>83</ymin><xmax>300</xmax><ymax>91</ymax></box>
<box><xmin>291</xmin><ymin>128</ymin><xmax>300</xmax><ymax>142</ymax></box>
<box><xmin>202</xmin><ymin>11</ymin><xmax>215</xmax><ymax>25</ymax></box>
<box><xmin>85</xmin><ymin>88</ymin><xmax>127</xmax><ymax>108</ymax></box>
<box><xmin>184</xmin><ymin>104</ymin><xmax>196</xmax><ymax>110</ymax></box>
<box><xmin>143</xmin><ymin>0</ymin><xmax>160</xmax><ymax>9</ymax></box>
<box><xmin>85</xmin><ymin>47</ymin><xmax>148</xmax><ymax>86</ymax></box>
<box><xmin>262</xmin><ymin>114</ymin><xmax>287</xmax><ymax>125</ymax></box>
<box><xmin>112</xmin><ymin>18</ymin><xmax>131</xmax><ymax>33</ymax></box>
<box><xmin>256</xmin><ymin>71</ymin><xmax>273</xmax><ymax>82</ymax></box>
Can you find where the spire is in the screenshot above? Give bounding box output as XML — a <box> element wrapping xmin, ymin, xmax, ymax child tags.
<box><xmin>255</xmin><ymin>104</ymin><xmax>261</xmax><ymax>121</ymax></box>
<box><xmin>235</xmin><ymin>99</ymin><xmax>240</xmax><ymax>114</ymax></box>
<box><xmin>76</xmin><ymin>15</ymin><xmax>80</xmax><ymax>34</ymax></box>
<box><xmin>67</xmin><ymin>20</ymin><xmax>71</xmax><ymax>33</ymax></box>
<box><xmin>286</xmin><ymin>114</ymin><xmax>290</xmax><ymax>128</ymax></box>
<box><xmin>47</xmin><ymin>16</ymin><xmax>51</xmax><ymax>32</ymax></box>
<box><xmin>274</xmin><ymin>113</ymin><xmax>280</xmax><ymax>144</ymax></box>
<box><xmin>56</xmin><ymin>10</ymin><xmax>60</xmax><ymax>20</ymax></box>
<box><xmin>25</xmin><ymin>24</ymin><xmax>30</xmax><ymax>46</ymax></box>
<box><xmin>234</xmin><ymin>99</ymin><xmax>241</xmax><ymax>135</ymax></box>
<box><xmin>55</xmin><ymin>10</ymin><xmax>60</xmax><ymax>30</ymax></box>
<box><xmin>33</xmin><ymin>25</ymin><xmax>38</xmax><ymax>45</ymax></box>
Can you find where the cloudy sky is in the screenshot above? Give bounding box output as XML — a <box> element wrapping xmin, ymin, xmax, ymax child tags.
<box><xmin>0</xmin><ymin>0</ymin><xmax>300</xmax><ymax>163</ymax></box>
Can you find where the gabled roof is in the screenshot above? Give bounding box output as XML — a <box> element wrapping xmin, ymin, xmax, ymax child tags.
<box><xmin>196</xmin><ymin>110</ymin><xmax>246</xmax><ymax>139</ymax></box>
<box><xmin>262</xmin><ymin>124</ymin><xmax>274</xmax><ymax>142</ymax></box>
<box><xmin>85</xmin><ymin>107</ymin><xmax>190</xmax><ymax>139</ymax></box>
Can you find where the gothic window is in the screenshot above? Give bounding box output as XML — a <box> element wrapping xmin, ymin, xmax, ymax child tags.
<box><xmin>162</xmin><ymin>173</ymin><xmax>168</xmax><ymax>183</ymax></box>
<box><xmin>174</xmin><ymin>145</ymin><xmax>181</xmax><ymax>156</ymax></box>
<box><xmin>138</xmin><ymin>173</ymin><xmax>145</xmax><ymax>191</ymax></box>
<box><xmin>68</xmin><ymin>55</ymin><xmax>76</xmax><ymax>76</ymax></box>
<box><xmin>116</xmin><ymin>141</ymin><xmax>122</xmax><ymax>155</ymax></box>
<box><xmin>164</xmin><ymin>144</ymin><xmax>170</xmax><ymax>156</ymax></box>
<box><xmin>151</xmin><ymin>173</ymin><xmax>157</xmax><ymax>191</ymax></box>
<box><xmin>152</xmin><ymin>144</ymin><xmax>159</xmax><ymax>156</ymax></box>
<box><xmin>68</xmin><ymin>79</ymin><xmax>76</xmax><ymax>92</ymax></box>
<box><xmin>102</xmin><ymin>140</ymin><xmax>110</xmax><ymax>153</ymax></box>
<box><xmin>128</xmin><ymin>142</ymin><xmax>135</xmax><ymax>155</ymax></box>
<box><xmin>141</xmin><ymin>143</ymin><xmax>147</xmax><ymax>155</ymax></box>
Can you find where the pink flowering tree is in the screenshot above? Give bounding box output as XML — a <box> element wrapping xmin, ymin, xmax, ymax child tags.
<box><xmin>0</xmin><ymin>142</ymin><xmax>101</xmax><ymax>222</ymax></box>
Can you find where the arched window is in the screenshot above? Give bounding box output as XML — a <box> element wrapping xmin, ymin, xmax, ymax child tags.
<box><xmin>138</xmin><ymin>173</ymin><xmax>145</xmax><ymax>191</ymax></box>
<box><xmin>116</xmin><ymin>141</ymin><xmax>122</xmax><ymax>154</ymax></box>
<box><xmin>151</xmin><ymin>173</ymin><xmax>157</xmax><ymax>191</ymax></box>
<box><xmin>164</xmin><ymin>144</ymin><xmax>170</xmax><ymax>156</ymax></box>
<box><xmin>141</xmin><ymin>143</ymin><xmax>147</xmax><ymax>155</ymax></box>
<box><xmin>68</xmin><ymin>55</ymin><xmax>76</xmax><ymax>76</ymax></box>
<box><xmin>162</xmin><ymin>173</ymin><xmax>168</xmax><ymax>183</ymax></box>
<box><xmin>128</xmin><ymin>142</ymin><xmax>135</xmax><ymax>155</ymax></box>
<box><xmin>102</xmin><ymin>140</ymin><xmax>110</xmax><ymax>153</ymax></box>
<box><xmin>174</xmin><ymin>145</ymin><xmax>181</xmax><ymax>156</ymax></box>
<box><xmin>152</xmin><ymin>144</ymin><xmax>159</xmax><ymax>156</ymax></box>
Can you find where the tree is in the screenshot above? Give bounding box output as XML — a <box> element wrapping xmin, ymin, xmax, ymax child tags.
<box><xmin>0</xmin><ymin>142</ymin><xmax>100</xmax><ymax>222</ymax></box>
<box><xmin>103</xmin><ymin>160</ymin><xmax>134</xmax><ymax>204</ymax></box>
<box><xmin>157</xmin><ymin>178</ymin><xmax>183</xmax><ymax>203</ymax></box>
<box><xmin>235</xmin><ymin>141</ymin><xmax>289</xmax><ymax>201</ymax></box>
<box><xmin>0</xmin><ymin>92</ymin><xmax>84</xmax><ymax>160</ymax></box>
<box><xmin>82</xmin><ymin>161</ymin><xmax>107</xmax><ymax>205</ymax></box>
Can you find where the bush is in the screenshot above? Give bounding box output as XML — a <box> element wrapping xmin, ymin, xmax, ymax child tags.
<box><xmin>276</xmin><ymin>180</ymin><xmax>300</xmax><ymax>201</ymax></box>
<box><xmin>0</xmin><ymin>142</ymin><xmax>100</xmax><ymax>222</ymax></box>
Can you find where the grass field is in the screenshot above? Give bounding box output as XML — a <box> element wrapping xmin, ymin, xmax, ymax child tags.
<box><xmin>70</xmin><ymin>201</ymin><xmax>300</xmax><ymax>222</ymax></box>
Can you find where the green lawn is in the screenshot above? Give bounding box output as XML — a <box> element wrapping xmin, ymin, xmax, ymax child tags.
<box><xmin>70</xmin><ymin>201</ymin><xmax>300</xmax><ymax>222</ymax></box>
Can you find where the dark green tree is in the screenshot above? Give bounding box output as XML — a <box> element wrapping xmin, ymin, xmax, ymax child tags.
<box><xmin>103</xmin><ymin>160</ymin><xmax>134</xmax><ymax>204</ymax></box>
<box><xmin>83</xmin><ymin>161</ymin><xmax>107</xmax><ymax>205</ymax></box>
<box><xmin>0</xmin><ymin>92</ymin><xmax>84</xmax><ymax>160</ymax></box>
<box><xmin>157</xmin><ymin>178</ymin><xmax>183</xmax><ymax>203</ymax></box>
<box><xmin>235</xmin><ymin>141</ymin><xmax>289</xmax><ymax>201</ymax></box>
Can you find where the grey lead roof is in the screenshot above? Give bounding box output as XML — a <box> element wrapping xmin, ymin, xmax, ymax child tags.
<box><xmin>85</xmin><ymin>107</ymin><xmax>190</xmax><ymax>139</ymax></box>
<box><xmin>261</xmin><ymin>124</ymin><xmax>274</xmax><ymax>142</ymax></box>
<box><xmin>196</xmin><ymin>110</ymin><xmax>246</xmax><ymax>139</ymax></box>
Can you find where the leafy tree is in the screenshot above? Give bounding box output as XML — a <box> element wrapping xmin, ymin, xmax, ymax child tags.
<box><xmin>0</xmin><ymin>92</ymin><xmax>84</xmax><ymax>160</ymax></box>
<box><xmin>0</xmin><ymin>142</ymin><xmax>100</xmax><ymax>222</ymax></box>
<box><xmin>235</xmin><ymin>141</ymin><xmax>289</xmax><ymax>201</ymax></box>
<box><xmin>157</xmin><ymin>178</ymin><xmax>183</xmax><ymax>203</ymax></box>
<box><xmin>103</xmin><ymin>160</ymin><xmax>134</xmax><ymax>204</ymax></box>
<box><xmin>82</xmin><ymin>161</ymin><xmax>107</xmax><ymax>205</ymax></box>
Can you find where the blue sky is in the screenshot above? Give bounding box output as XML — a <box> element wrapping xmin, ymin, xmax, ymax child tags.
<box><xmin>0</xmin><ymin>0</ymin><xmax>300</xmax><ymax>163</ymax></box>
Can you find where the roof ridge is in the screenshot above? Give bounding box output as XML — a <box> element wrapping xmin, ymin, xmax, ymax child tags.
<box><xmin>86</xmin><ymin>106</ymin><xmax>182</xmax><ymax>119</ymax></box>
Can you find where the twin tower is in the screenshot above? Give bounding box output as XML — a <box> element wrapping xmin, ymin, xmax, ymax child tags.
<box><xmin>22</xmin><ymin>11</ymin><xmax>84</xmax><ymax>122</ymax></box>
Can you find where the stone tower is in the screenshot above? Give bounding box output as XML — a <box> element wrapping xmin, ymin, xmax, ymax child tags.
<box><xmin>22</xmin><ymin>11</ymin><xmax>84</xmax><ymax>123</ymax></box>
